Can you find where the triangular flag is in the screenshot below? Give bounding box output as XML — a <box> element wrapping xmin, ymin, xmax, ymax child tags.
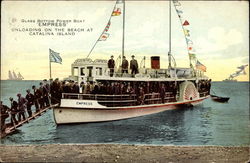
<box><xmin>188</xmin><ymin>53</ymin><xmax>196</xmax><ymax>59</ymax></box>
<box><xmin>184</xmin><ymin>29</ymin><xmax>190</xmax><ymax>36</ymax></box>
<box><xmin>112</xmin><ymin>8</ymin><xmax>121</xmax><ymax>16</ymax></box>
<box><xmin>183</xmin><ymin>20</ymin><xmax>190</xmax><ymax>26</ymax></box>
<box><xmin>186</xmin><ymin>38</ymin><xmax>193</xmax><ymax>44</ymax></box>
<box><xmin>98</xmin><ymin>33</ymin><xmax>110</xmax><ymax>41</ymax></box>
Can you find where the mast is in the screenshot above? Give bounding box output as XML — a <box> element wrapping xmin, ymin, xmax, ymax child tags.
<box><xmin>168</xmin><ymin>0</ymin><xmax>172</xmax><ymax>69</ymax></box>
<box><xmin>12</xmin><ymin>71</ymin><xmax>18</xmax><ymax>79</ymax></box>
<box><xmin>121</xmin><ymin>0</ymin><xmax>125</xmax><ymax>65</ymax></box>
<box><xmin>8</xmin><ymin>70</ymin><xmax>13</xmax><ymax>79</ymax></box>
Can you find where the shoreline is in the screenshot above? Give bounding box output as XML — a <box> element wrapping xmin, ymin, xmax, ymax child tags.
<box><xmin>0</xmin><ymin>144</ymin><xmax>249</xmax><ymax>162</ymax></box>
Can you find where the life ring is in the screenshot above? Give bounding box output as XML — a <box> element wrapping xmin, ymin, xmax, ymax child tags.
<box><xmin>179</xmin><ymin>81</ymin><xmax>199</xmax><ymax>101</ymax></box>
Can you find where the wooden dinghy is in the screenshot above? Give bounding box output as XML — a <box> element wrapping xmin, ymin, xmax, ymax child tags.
<box><xmin>211</xmin><ymin>95</ymin><xmax>230</xmax><ymax>103</ymax></box>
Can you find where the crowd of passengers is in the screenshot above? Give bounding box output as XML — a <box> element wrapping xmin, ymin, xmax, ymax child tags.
<box><xmin>1</xmin><ymin>78</ymin><xmax>211</xmax><ymax>132</ymax></box>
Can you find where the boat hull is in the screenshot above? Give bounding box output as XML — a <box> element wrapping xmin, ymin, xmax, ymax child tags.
<box><xmin>53</xmin><ymin>97</ymin><xmax>208</xmax><ymax>124</ymax></box>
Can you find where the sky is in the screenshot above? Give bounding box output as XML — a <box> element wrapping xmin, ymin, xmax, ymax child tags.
<box><xmin>1</xmin><ymin>1</ymin><xmax>249</xmax><ymax>81</ymax></box>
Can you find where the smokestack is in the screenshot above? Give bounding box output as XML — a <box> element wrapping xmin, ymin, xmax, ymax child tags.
<box><xmin>151</xmin><ymin>56</ymin><xmax>160</xmax><ymax>69</ymax></box>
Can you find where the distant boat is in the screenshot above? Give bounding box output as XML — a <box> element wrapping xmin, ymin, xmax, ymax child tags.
<box><xmin>211</xmin><ymin>95</ymin><xmax>230</xmax><ymax>103</ymax></box>
<box><xmin>7</xmin><ymin>70</ymin><xmax>24</xmax><ymax>80</ymax></box>
<box><xmin>223</xmin><ymin>64</ymin><xmax>248</xmax><ymax>82</ymax></box>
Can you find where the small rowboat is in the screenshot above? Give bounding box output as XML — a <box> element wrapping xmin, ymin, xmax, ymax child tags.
<box><xmin>211</xmin><ymin>95</ymin><xmax>230</xmax><ymax>103</ymax></box>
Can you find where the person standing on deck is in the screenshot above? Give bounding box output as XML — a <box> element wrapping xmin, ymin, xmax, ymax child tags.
<box><xmin>32</xmin><ymin>85</ymin><xmax>41</xmax><ymax>112</ymax></box>
<box><xmin>0</xmin><ymin>101</ymin><xmax>10</xmax><ymax>132</ymax></box>
<box><xmin>160</xmin><ymin>83</ymin><xmax>166</xmax><ymax>103</ymax></box>
<box><xmin>122</xmin><ymin>56</ymin><xmax>129</xmax><ymax>75</ymax></box>
<box><xmin>130</xmin><ymin>55</ymin><xmax>138</xmax><ymax>77</ymax></box>
<box><xmin>108</xmin><ymin>55</ymin><xmax>115</xmax><ymax>77</ymax></box>
<box><xmin>9</xmin><ymin>97</ymin><xmax>18</xmax><ymax>125</ymax></box>
<box><xmin>17</xmin><ymin>93</ymin><xmax>28</xmax><ymax>121</ymax></box>
<box><xmin>25</xmin><ymin>89</ymin><xmax>34</xmax><ymax>117</ymax></box>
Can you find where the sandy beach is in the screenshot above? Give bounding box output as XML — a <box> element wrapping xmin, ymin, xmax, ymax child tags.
<box><xmin>0</xmin><ymin>144</ymin><xmax>249</xmax><ymax>162</ymax></box>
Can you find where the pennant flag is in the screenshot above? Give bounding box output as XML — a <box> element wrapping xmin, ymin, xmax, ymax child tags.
<box><xmin>196</xmin><ymin>60</ymin><xmax>206</xmax><ymax>72</ymax></box>
<box><xmin>49</xmin><ymin>49</ymin><xmax>62</xmax><ymax>64</ymax></box>
<box><xmin>98</xmin><ymin>33</ymin><xmax>110</xmax><ymax>41</ymax></box>
<box><xmin>112</xmin><ymin>8</ymin><xmax>121</xmax><ymax>16</ymax></box>
<box><xmin>173</xmin><ymin>1</ymin><xmax>181</xmax><ymax>6</ymax></box>
<box><xmin>183</xmin><ymin>20</ymin><xmax>190</xmax><ymax>26</ymax></box>
<box><xmin>176</xmin><ymin>9</ymin><xmax>183</xmax><ymax>14</ymax></box>
<box><xmin>189</xmin><ymin>53</ymin><xmax>196</xmax><ymax>59</ymax></box>
<box><xmin>186</xmin><ymin>38</ymin><xmax>193</xmax><ymax>44</ymax></box>
<box><xmin>184</xmin><ymin>29</ymin><xmax>190</xmax><ymax>36</ymax></box>
<box><xmin>104</xmin><ymin>21</ymin><xmax>111</xmax><ymax>32</ymax></box>
<box><xmin>188</xmin><ymin>46</ymin><xmax>193</xmax><ymax>51</ymax></box>
<box><xmin>116</xmin><ymin>0</ymin><xmax>123</xmax><ymax>4</ymax></box>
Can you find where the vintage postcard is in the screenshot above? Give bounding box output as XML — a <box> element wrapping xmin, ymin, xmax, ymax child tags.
<box><xmin>0</xmin><ymin>0</ymin><xmax>249</xmax><ymax>162</ymax></box>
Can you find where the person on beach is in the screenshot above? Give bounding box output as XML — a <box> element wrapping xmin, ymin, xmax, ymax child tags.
<box><xmin>26</xmin><ymin>89</ymin><xmax>34</xmax><ymax>117</ymax></box>
<box><xmin>9</xmin><ymin>97</ymin><xmax>18</xmax><ymax>125</ymax></box>
<box><xmin>17</xmin><ymin>93</ymin><xmax>28</xmax><ymax>121</ymax></box>
<box><xmin>108</xmin><ymin>55</ymin><xmax>115</xmax><ymax>77</ymax></box>
<box><xmin>0</xmin><ymin>101</ymin><xmax>10</xmax><ymax>132</ymax></box>
<box><xmin>130</xmin><ymin>55</ymin><xmax>138</xmax><ymax>77</ymax></box>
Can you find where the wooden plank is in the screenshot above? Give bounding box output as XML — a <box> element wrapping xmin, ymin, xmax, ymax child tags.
<box><xmin>1</xmin><ymin>104</ymin><xmax>58</xmax><ymax>138</ymax></box>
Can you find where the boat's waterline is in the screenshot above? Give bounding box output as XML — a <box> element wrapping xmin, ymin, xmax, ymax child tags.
<box><xmin>53</xmin><ymin>96</ymin><xmax>209</xmax><ymax>124</ymax></box>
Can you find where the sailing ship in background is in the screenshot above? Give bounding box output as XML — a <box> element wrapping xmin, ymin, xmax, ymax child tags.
<box><xmin>8</xmin><ymin>70</ymin><xmax>24</xmax><ymax>80</ymax></box>
<box><xmin>223</xmin><ymin>64</ymin><xmax>248</xmax><ymax>82</ymax></box>
<box><xmin>53</xmin><ymin>0</ymin><xmax>211</xmax><ymax>124</ymax></box>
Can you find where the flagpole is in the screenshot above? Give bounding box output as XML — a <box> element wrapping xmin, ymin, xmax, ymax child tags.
<box><xmin>168</xmin><ymin>0</ymin><xmax>172</xmax><ymax>69</ymax></box>
<box><xmin>121</xmin><ymin>0</ymin><xmax>125</xmax><ymax>66</ymax></box>
<box><xmin>49</xmin><ymin>52</ymin><xmax>52</xmax><ymax>79</ymax></box>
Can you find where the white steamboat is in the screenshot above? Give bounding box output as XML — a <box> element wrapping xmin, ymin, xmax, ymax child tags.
<box><xmin>53</xmin><ymin>0</ymin><xmax>210</xmax><ymax>124</ymax></box>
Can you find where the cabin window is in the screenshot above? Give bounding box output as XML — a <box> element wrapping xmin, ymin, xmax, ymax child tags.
<box><xmin>73</xmin><ymin>67</ymin><xmax>79</xmax><ymax>76</ymax></box>
<box><xmin>96</xmin><ymin>67</ymin><xmax>103</xmax><ymax>76</ymax></box>
<box><xmin>87</xmin><ymin>66</ymin><xmax>93</xmax><ymax>77</ymax></box>
<box><xmin>80</xmin><ymin>67</ymin><xmax>85</xmax><ymax>76</ymax></box>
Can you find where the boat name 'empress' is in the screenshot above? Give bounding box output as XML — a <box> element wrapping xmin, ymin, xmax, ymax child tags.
<box><xmin>76</xmin><ymin>101</ymin><xmax>93</xmax><ymax>106</ymax></box>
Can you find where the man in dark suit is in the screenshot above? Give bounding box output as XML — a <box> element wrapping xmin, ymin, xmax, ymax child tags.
<box><xmin>9</xmin><ymin>97</ymin><xmax>18</xmax><ymax>125</ymax></box>
<box><xmin>108</xmin><ymin>55</ymin><xmax>115</xmax><ymax>77</ymax></box>
<box><xmin>130</xmin><ymin>55</ymin><xmax>138</xmax><ymax>77</ymax></box>
<box><xmin>26</xmin><ymin>89</ymin><xmax>34</xmax><ymax>117</ymax></box>
<box><xmin>122</xmin><ymin>56</ymin><xmax>129</xmax><ymax>75</ymax></box>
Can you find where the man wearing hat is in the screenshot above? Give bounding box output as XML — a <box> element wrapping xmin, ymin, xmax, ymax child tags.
<box><xmin>26</xmin><ymin>89</ymin><xmax>34</xmax><ymax>117</ymax></box>
<box><xmin>108</xmin><ymin>55</ymin><xmax>115</xmax><ymax>77</ymax></box>
<box><xmin>9</xmin><ymin>97</ymin><xmax>18</xmax><ymax>125</ymax></box>
<box><xmin>0</xmin><ymin>101</ymin><xmax>10</xmax><ymax>132</ymax></box>
<box><xmin>121</xmin><ymin>56</ymin><xmax>129</xmax><ymax>75</ymax></box>
<box><xmin>17</xmin><ymin>93</ymin><xmax>28</xmax><ymax>121</ymax></box>
<box><xmin>130</xmin><ymin>55</ymin><xmax>139</xmax><ymax>77</ymax></box>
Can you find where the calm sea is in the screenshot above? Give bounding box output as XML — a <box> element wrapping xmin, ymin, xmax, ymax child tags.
<box><xmin>0</xmin><ymin>80</ymin><xmax>249</xmax><ymax>146</ymax></box>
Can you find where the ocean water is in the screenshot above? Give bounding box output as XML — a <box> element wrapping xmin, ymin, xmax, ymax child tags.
<box><xmin>0</xmin><ymin>80</ymin><xmax>249</xmax><ymax>146</ymax></box>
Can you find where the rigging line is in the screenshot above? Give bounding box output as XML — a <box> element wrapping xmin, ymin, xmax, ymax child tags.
<box><xmin>173</xmin><ymin>2</ymin><xmax>194</xmax><ymax>68</ymax></box>
<box><xmin>86</xmin><ymin>1</ymin><xmax>119</xmax><ymax>58</ymax></box>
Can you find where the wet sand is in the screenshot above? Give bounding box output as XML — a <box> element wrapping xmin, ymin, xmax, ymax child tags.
<box><xmin>0</xmin><ymin>144</ymin><xmax>249</xmax><ymax>162</ymax></box>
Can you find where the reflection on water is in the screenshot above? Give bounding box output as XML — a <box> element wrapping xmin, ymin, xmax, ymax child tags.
<box><xmin>0</xmin><ymin>81</ymin><xmax>249</xmax><ymax>145</ymax></box>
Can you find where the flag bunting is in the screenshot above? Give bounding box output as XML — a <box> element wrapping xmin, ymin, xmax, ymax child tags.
<box><xmin>183</xmin><ymin>20</ymin><xmax>189</xmax><ymax>26</ymax></box>
<box><xmin>112</xmin><ymin>8</ymin><xmax>121</xmax><ymax>16</ymax></box>
<box><xmin>98</xmin><ymin>33</ymin><xmax>110</xmax><ymax>41</ymax></box>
